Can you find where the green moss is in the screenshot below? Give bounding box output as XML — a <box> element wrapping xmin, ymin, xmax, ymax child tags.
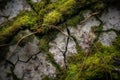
<box><xmin>65</xmin><ymin>42</ymin><xmax>120</xmax><ymax>80</ymax></box>
<box><xmin>57</xmin><ymin>0</ymin><xmax>76</xmax><ymax>14</ymax></box>
<box><xmin>32</xmin><ymin>2</ymin><xmax>46</xmax><ymax>12</ymax></box>
<box><xmin>91</xmin><ymin>2</ymin><xmax>105</xmax><ymax>11</ymax></box>
<box><xmin>113</xmin><ymin>36</ymin><xmax>120</xmax><ymax>50</ymax></box>
<box><xmin>41</xmin><ymin>0</ymin><xmax>78</xmax><ymax>31</ymax></box>
<box><xmin>46</xmin><ymin>51</ymin><xmax>62</xmax><ymax>71</ymax></box>
<box><xmin>0</xmin><ymin>11</ymin><xmax>37</xmax><ymax>44</ymax></box>
<box><xmin>66</xmin><ymin>10</ymin><xmax>86</xmax><ymax>27</ymax></box>
<box><xmin>92</xmin><ymin>23</ymin><xmax>104</xmax><ymax>42</ymax></box>
<box><xmin>66</xmin><ymin>15</ymin><xmax>81</xmax><ymax>27</ymax></box>
<box><xmin>39</xmin><ymin>38</ymin><xmax>49</xmax><ymax>51</ymax></box>
<box><xmin>41</xmin><ymin>0</ymin><xmax>107</xmax><ymax>33</ymax></box>
<box><xmin>39</xmin><ymin>29</ymin><xmax>59</xmax><ymax>51</ymax></box>
<box><xmin>0</xmin><ymin>0</ymin><xmax>114</xmax><ymax>79</ymax></box>
<box><xmin>43</xmin><ymin>10</ymin><xmax>62</xmax><ymax>25</ymax></box>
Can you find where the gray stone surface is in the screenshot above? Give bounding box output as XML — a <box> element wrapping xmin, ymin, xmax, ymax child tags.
<box><xmin>14</xmin><ymin>52</ymin><xmax>56</xmax><ymax>80</ymax></box>
<box><xmin>49</xmin><ymin>14</ymin><xmax>100</xmax><ymax>67</ymax></box>
<box><xmin>0</xmin><ymin>0</ymin><xmax>31</xmax><ymax>25</ymax></box>
<box><xmin>99</xmin><ymin>31</ymin><xmax>117</xmax><ymax>46</ymax></box>
<box><xmin>0</xmin><ymin>2</ymin><xmax>120</xmax><ymax>79</ymax></box>
<box><xmin>100</xmin><ymin>8</ymin><xmax>120</xmax><ymax>30</ymax></box>
<box><xmin>0</xmin><ymin>30</ymin><xmax>56</xmax><ymax>80</ymax></box>
<box><xmin>49</xmin><ymin>31</ymin><xmax>77</xmax><ymax>67</ymax></box>
<box><xmin>99</xmin><ymin>7</ymin><xmax>120</xmax><ymax>46</ymax></box>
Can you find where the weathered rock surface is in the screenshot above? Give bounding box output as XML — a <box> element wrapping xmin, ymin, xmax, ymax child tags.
<box><xmin>0</xmin><ymin>0</ymin><xmax>120</xmax><ymax>79</ymax></box>
<box><xmin>0</xmin><ymin>0</ymin><xmax>31</xmax><ymax>25</ymax></box>
<box><xmin>99</xmin><ymin>7</ymin><xmax>120</xmax><ymax>45</ymax></box>
<box><xmin>99</xmin><ymin>31</ymin><xmax>117</xmax><ymax>46</ymax></box>
<box><xmin>100</xmin><ymin>8</ymin><xmax>120</xmax><ymax>30</ymax></box>
<box><xmin>0</xmin><ymin>30</ymin><xmax>56</xmax><ymax>80</ymax></box>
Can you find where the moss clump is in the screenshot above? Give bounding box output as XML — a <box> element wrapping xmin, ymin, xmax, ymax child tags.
<box><xmin>0</xmin><ymin>11</ymin><xmax>37</xmax><ymax>44</ymax></box>
<box><xmin>0</xmin><ymin>0</ymin><xmax>107</xmax><ymax>44</ymax></box>
<box><xmin>43</xmin><ymin>10</ymin><xmax>62</xmax><ymax>25</ymax></box>
<box><xmin>39</xmin><ymin>38</ymin><xmax>49</xmax><ymax>51</ymax></box>
<box><xmin>42</xmin><ymin>0</ymin><xmax>77</xmax><ymax>27</ymax></box>
<box><xmin>66</xmin><ymin>10</ymin><xmax>86</xmax><ymax>27</ymax></box>
<box><xmin>91</xmin><ymin>2</ymin><xmax>105</xmax><ymax>11</ymax></box>
<box><xmin>113</xmin><ymin>36</ymin><xmax>120</xmax><ymax>50</ymax></box>
<box><xmin>0</xmin><ymin>0</ymin><xmax>118</xmax><ymax>80</ymax></box>
<box><xmin>64</xmin><ymin>42</ymin><xmax>120</xmax><ymax>80</ymax></box>
<box><xmin>41</xmin><ymin>0</ymin><xmax>107</xmax><ymax>33</ymax></box>
<box><xmin>57</xmin><ymin>0</ymin><xmax>76</xmax><ymax>14</ymax></box>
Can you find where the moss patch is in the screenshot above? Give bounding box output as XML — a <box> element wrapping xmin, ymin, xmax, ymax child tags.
<box><xmin>65</xmin><ymin>42</ymin><xmax>120</xmax><ymax>80</ymax></box>
<box><xmin>0</xmin><ymin>11</ymin><xmax>37</xmax><ymax>44</ymax></box>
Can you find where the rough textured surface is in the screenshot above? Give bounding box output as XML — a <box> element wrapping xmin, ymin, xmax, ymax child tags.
<box><xmin>0</xmin><ymin>0</ymin><xmax>30</xmax><ymax>24</ymax></box>
<box><xmin>99</xmin><ymin>7</ymin><xmax>120</xmax><ymax>45</ymax></box>
<box><xmin>99</xmin><ymin>31</ymin><xmax>117</xmax><ymax>46</ymax></box>
<box><xmin>1</xmin><ymin>7</ymin><xmax>120</xmax><ymax>80</ymax></box>
<box><xmin>0</xmin><ymin>30</ymin><xmax>56</xmax><ymax>80</ymax></box>
<box><xmin>0</xmin><ymin>0</ymin><xmax>120</xmax><ymax>79</ymax></box>
<box><xmin>14</xmin><ymin>52</ymin><xmax>56</xmax><ymax>80</ymax></box>
<box><xmin>100</xmin><ymin>8</ymin><xmax>120</xmax><ymax>30</ymax></box>
<box><xmin>69</xmin><ymin>17</ymin><xmax>100</xmax><ymax>50</ymax></box>
<box><xmin>49</xmin><ymin>12</ymin><xmax>101</xmax><ymax>67</ymax></box>
<box><xmin>49</xmin><ymin>31</ymin><xmax>77</xmax><ymax>67</ymax></box>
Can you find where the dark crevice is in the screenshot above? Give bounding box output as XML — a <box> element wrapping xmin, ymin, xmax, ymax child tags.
<box><xmin>17</xmin><ymin>50</ymin><xmax>41</xmax><ymax>63</ymax></box>
<box><xmin>62</xmin><ymin>26</ymin><xmax>70</xmax><ymax>70</ymax></box>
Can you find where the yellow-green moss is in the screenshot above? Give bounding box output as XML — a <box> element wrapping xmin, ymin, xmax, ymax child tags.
<box><xmin>43</xmin><ymin>10</ymin><xmax>62</xmax><ymax>25</ymax></box>
<box><xmin>0</xmin><ymin>0</ymin><xmax>117</xmax><ymax>79</ymax></box>
<box><xmin>57</xmin><ymin>0</ymin><xmax>76</xmax><ymax>14</ymax></box>
<box><xmin>39</xmin><ymin>38</ymin><xmax>49</xmax><ymax>51</ymax></box>
<box><xmin>65</xmin><ymin>42</ymin><xmax>120</xmax><ymax>80</ymax></box>
<box><xmin>41</xmin><ymin>0</ymin><xmax>107</xmax><ymax>33</ymax></box>
<box><xmin>113</xmin><ymin>36</ymin><xmax>120</xmax><ymax>50</ymax></box>
<box><xmin>66</xmin><ymin>10</ymin><xmax>86</xmax><ymax>27</ymax></box>
<box><xmin>0</xmin><ymin>11</ymin><xmax>37</xmax><ymax>44</ymax></box>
